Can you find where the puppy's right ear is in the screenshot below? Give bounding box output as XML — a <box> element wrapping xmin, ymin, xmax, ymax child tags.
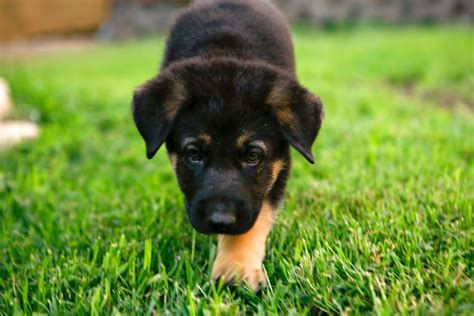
<box><xmin>132</xmin><ymin>75</ymin><xmax>188</xmax><ymax>159</ymax></box>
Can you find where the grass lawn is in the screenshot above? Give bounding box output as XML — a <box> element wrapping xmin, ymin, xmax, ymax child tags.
<box><xmin>0</xmin><ymin>25</ymin><xmax>473</xmax><ymax>314</ymax></box>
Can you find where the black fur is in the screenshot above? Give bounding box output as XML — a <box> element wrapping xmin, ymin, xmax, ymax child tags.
<box><xmin>132</xmin><ymin>0</ymin><xmax>324</xmax><ymax>234</ymax></box>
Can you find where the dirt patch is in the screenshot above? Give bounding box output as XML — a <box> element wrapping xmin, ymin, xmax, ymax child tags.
<box><xmin>423</xmin><ymin>89</ymin><xmax>474</xmax><ymax>111</ymax></box>
<box><xmin>387</xmin><ymin>80</ymin><xmax>474</xmax><ymax>112</ymax></box>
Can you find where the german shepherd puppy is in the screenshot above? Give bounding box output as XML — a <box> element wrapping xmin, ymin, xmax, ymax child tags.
<box><xmin>132</xmin><ymin>0</ymin><xmax>323</xmax><ymax>290</ymax></box>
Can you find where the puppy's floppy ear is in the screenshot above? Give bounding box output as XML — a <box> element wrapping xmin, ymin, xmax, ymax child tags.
<box><xmin>132</xmin><ymin>74</ymin><xmax>188</xmax><ymax>159</ymax></box>
<box><xmin>266</xmin><ymin>79</ymin><xmax>324</xmax><ymax>164</ymax></box>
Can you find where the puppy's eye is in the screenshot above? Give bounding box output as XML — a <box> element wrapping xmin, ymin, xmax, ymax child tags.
<box><xmin>184</xmin><ymin>146</ymin><xmax>203</xmax><ymax>163</ymax></box>
<box><xmin>244</xmin><ymin>148</ymin><xmax>263</xmax><ymax>165</ymax></box>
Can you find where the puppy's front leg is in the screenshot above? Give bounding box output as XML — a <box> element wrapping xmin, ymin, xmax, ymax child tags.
<box><xmin>211</xmin><ymin>201</ymin><xmax>274</xmax><ymax>291</ymax></box>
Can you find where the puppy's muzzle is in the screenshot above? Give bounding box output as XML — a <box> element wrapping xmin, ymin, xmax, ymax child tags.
<box><xmin>197</xmin><ymin>196</ymin><xmax>245</xmax><ymax>233</ymax></box>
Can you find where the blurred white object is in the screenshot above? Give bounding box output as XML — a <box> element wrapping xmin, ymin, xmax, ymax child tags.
<box><xmin>0</xmin><ymin>78</ymin><xmax>12</xmax><ymax>120</ymax></box>
<box><xmin>0</xmin><ymin>78</ymin><xmax>40</xmax><ymax>147</ymax></box>
<box><xmin>0</xmin><ymin>122</ymin><xmax>39</xmax><ymax>146</ymax></box>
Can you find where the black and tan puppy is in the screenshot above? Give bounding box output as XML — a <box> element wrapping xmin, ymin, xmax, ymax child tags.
<box><xmin>132</xmin><ymin>0</ymin><xmax>323</xmax><ymax>290</ymax></box>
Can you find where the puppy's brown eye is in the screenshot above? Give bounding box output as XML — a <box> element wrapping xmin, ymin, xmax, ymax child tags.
<box><xmin>184</xmin><ymin>146</ymin><xmax>203</xmax><ymax>163</ymax></box>
<box><xmin>244</xmin><ymin>148</ymin><xmax>263</xmax><ymax>165</ymax></box>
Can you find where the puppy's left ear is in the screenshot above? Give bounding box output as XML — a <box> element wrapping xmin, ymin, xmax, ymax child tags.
<box><xmin>266</xmin><ymin>79</ymin><xmax>324</xmax><ymax>164</ymax></box>
<box><xmin>132</xmin><ymin>75</ymin><xmax>188</xmax><ymax>159</ymax></box>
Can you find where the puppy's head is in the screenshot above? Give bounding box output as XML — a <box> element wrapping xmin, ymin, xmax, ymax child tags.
<box><xmin>132</xmin><ymin>58</ymin><xmax>323</xmax><ymax>234</ymax></box>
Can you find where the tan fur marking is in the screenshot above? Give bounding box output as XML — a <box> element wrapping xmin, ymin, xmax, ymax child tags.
<box><xmin>168</xmin><ymin>153</ymin><xmax>177</xmax><ymax>170</ymax></box>
<box><xmin>198</xmin><ymin>133</ymin><xmax>212</xmax><ymax>144</ymax></box>
<box><xmin>270</xmin><ymin>159</ymin><xmax>285</xmax><ymax>187</ymax></box>
<box><xmin>211</xmin><ymin>201</ymin><xmax>274</xmax><ymax>290</ymax></box>
<box><xmin>163</xmin><ymin>81</ymin><xmax>187</xmax><ymax>120</ymax></box>
<box><xmin>236</xmin><ymin>133</ymin><xmax>250</xmax><ymax>148</ymax></box>
<box><xmin>267</xmin><ymin>84</ymin><xmax>296</xmax><ymax>127</ymax></box>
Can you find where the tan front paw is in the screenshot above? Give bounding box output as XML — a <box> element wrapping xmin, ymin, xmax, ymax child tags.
<box><xmin>211</xmin><ymin>256</ymin><xmax>267</xmax><ymax>291</ymax></box>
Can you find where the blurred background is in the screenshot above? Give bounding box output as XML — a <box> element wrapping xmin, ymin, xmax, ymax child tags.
<box><xmin>0</xmin><ymin>1</ymin><xmax>473</xmax><ymax>314</ymax></box>
<box><xmin>1</xmin><ymin>0</ymin><xmax>473</xmax><ymax>43</ymax></box>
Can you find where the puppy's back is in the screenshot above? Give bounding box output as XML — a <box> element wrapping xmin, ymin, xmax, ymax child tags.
<box><xmin>162</xmin><ymin>0</ymin><xmax>295</xmax><ymax>74</ymax></box>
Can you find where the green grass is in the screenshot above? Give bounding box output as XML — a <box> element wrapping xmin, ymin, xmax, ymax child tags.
<box><xmin>1</xmin><ymin>25</ymin><xmax>473</xmax><ymax>315</ymax></box>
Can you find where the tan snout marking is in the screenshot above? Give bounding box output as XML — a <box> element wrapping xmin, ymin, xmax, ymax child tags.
<box><xmin>168</xmin><ymin>153</ymin><xmax>177</xmax><ymax>170</ymax></box>
<box><xmin>211</xmin><ymin>201</ymin><xmax>275</xmax><ymax>290</ymax></box>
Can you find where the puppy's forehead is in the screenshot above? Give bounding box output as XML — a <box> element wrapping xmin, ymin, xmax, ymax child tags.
<box><xmin>174</xmin><ymin>102</ymin><xmax>280</xmax><ymax>148</ymax></box>
<box><xmin>180</xmin><ymin>130</ymin><xmax>269</xmax><ymax>150</ymax></box>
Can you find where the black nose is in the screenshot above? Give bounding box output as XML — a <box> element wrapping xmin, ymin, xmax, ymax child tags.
<box><xmin>204</xmin><ymin>201</ymin><xmax>238</xmax><ymax>229</ymax></box>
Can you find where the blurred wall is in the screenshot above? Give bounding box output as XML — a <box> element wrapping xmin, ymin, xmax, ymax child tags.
<box><xmin>275</xmin><ymin>0</ymin><xmax>473</xmax><ymax>24</ymax></box>
<box><xmin>101</xmin><ymin>0</ymin><xmax>473</xmax><ymax>39</ymax></box>
<box><xmin>98</xmin><ymin>0</ymin><xmax>188</xmax><ymax>40</ymax></box>
<box><xmin>0</xmin><ymin>0</ymin><xmax>110</xmax><ymax>41</ymax></box>
<box><xmin>0</xmin><ymin>0</ymin><xmax>472</xmax><ymax>42</ymax></box>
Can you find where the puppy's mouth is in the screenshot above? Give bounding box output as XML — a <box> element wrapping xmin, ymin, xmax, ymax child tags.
<box><xmin>194</xmin><ymin>222</ymin><xmax>255</xmax><ymax>235</ymax></box>
<box><xmin>210</xmin><ymin>224</ymin><xmax>236</xmax><ymax>235</ymax></box>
